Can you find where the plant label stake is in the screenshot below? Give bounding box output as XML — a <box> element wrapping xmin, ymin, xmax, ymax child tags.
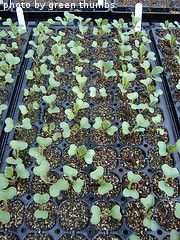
<box><xmin>135</xmin><ymin>3</ymin><xmax>142</xmax><ymax>32</ymax></box>
<box><xmin>16</xmin><ymin>7</ymin><xmax>26</xmax><ymax>31</ymax></box>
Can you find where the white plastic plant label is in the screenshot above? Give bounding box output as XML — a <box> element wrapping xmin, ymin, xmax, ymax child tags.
<box><xmin>135</xmin><ymin>2</ymin><xmax>143</xmax><ymax>32</ymax></box>
<box><xmin>16</xmin><ymin>7</ymin><xmax>26</xmax><ymax>31</ymax></box>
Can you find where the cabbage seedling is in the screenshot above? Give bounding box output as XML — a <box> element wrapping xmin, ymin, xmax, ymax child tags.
<box><xmin>3</xmin><ymin>18</ymin><xmax>26</xmax><ymax>45</ymax></box>
<box><xmin>122</xmin><ymin>114</ymin><xmax>150</xmax><ymax>135</ymax></box>
<box><xmin>68</xmin><ymin>40</ymin><xmax>89</xmax><ymax>63</ymax></box>
<box><xmin>91</xmin><ymin>204</ymin><xmax>122</xmax><ymax>225</ymax></box>
<box><xmin>33</xmin><ymin>193</ymin><xmax>49</xmax><ymax>219</ymax></box>
<box><xmin>69</xmin><ymin>117</ymin><xmax>91</xmax><ymax>135</ymax></box>
<box><xmin>4</xmin><ymin>117</ymin><xmax>32</xmax><ymax>133</ymax></box>
<box><xmin>55</xmin><ymin>12</ymin><xmax>77</xmax><ymax>30</ymax></box>
<box><xmin>164</xmin><ymin>33</ymin><xmax>179</xmax><ymax>48</ymax></box>
<box><xmin>63</xmin><ymin>165</ymin><xmax>84</xmax><ymax>193</ymax></box>
<box><xmin>76</xmin><ymin>17</ymin><xmax>91</xmax><ymax>39</ymax></box>
<box><xmin>25</xmin><ymin>63</ymin><xmax>49</xmax><ymax>82</ymax></box>
<box><xmin>117</xmin><ymin>72</ymin><xmax>136</xmax><ymax>93</ymax></box>
<box><xmin>93</xmin><ymin>117</ymin><xmax>117</xmax><ymax>136</ymax></box>
<box><xmin>42</xmin><ymin>94</ymin><xmax>60</xmax><ymax>114</ymax></box>
<box><xmin>90</xmin><ymin>87</ymin><xmax>107</xmax><ymax>98</ymax></box>
<box><xmin>0</xmin><ymin>187</ymin><xmax>16</xmax><ymax>223</ymax></box>
<box><xmin>65</xmin><ymin>98</ymin><xmax>89</xmax><ymax>120</ymax></box>
<box><xmin>10</xmin><ymin>140</ymin><xmax>28</xmax><ymax>158</ymax></box>
<box><xmin>123</xmin><ymin>172</ymin><xmax>142</xmax><ymax>199</ymax></box>
<box><xmin>112</xmin><ymin>18</ymin><xmax>128</xmax><ymax>35</ymax></box>
<box><xmin>19</xmin><ymin>102</ymin><xmax>39</xmax><ymax>119</ymax></box>
<box><xmin>93</xmin><ymin>18</ymin><xmax>111</xmax><ymax>40</ymax></box>
<box><xmin>132</xmin><ymin>43</ymin><xmax>156</xmax><ymax>63</ymax></box>
<box><xmin>160</xmin><ymin>20</ymin><xmax>175</xmax><ymax>31</ymax></box>
<box><xmin>158</xmin><ymin>139</ymin><xmax>180</xmax><ymax>157</ymax></box>
<box><xmin>93</xmin><ymin>60</ymin><xmax>117</xmax><ymax>79</ymax></box>
<box><xmin>68</xmin><ymin>144</ymin><xmax>95</xmax><ymax>164</ymax></box>
<box><xmin>47</xmin><ymin>43</ymin><xmax>68</xmax><ymax>65</ymax></box>
<box><xmin>42</xmin><ymin>123</ymin><xmax>61</xmax><ymax>141</ymax></box>
<box><xmin>72</xmin><ymin>74</ymin><xmax>88</xmax><ymax>99</ymax></box>
<box><xmin>140</xmin><ymin>194</ymin><xmax>157</xmax><ymax>231</ymax></box>
<box><xmin>151</xmin><ymin>115</ymin><xmax>164</xmax><ymax>135</ymax></box>
<box><xmin>33</xmin><ymin>160</ymin><xmax>50</xmax><ymax>183</ymax></box>
<box><xmin>60</xmin><ymin>122</ymin><xmax>71</xmax><ymax>138</ymax></box>
<box><xmin>36</xmin><ymin>136</ymin><xmax>52</xmax><ymax>155</ymax></box>
<box><xmin>140</xmin><ymin>60</ymin><xmax>163</xmax><ymax>83</ymax></box>
<box><xmin>50</xmin><ymin>179</ymin><xmax>69</xmax><ymax>197</ymax></box>
<box><xmin>0</xmin><ymin>52</ymin><xmax>20</xmax><ymax>74</ymax></box>
<box><xmin>90</xmin><ymin>166</ymin><xmax>113</xmax><ymax>195</ymax></box>
<box><xmin>158</xmin><ymin>164</ymin><xmax>179</xmax><ymax>197</ymax></box>
<box><xmin>47</xmin><ymin>71</ymin><xmax>61</xmax><ymax>94</ymax></box>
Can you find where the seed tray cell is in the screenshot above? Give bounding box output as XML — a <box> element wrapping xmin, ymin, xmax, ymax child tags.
<box><xmin>0</xmin><ymin>18</ymin><xmax>180</xmax><ymax>240</ymax></box>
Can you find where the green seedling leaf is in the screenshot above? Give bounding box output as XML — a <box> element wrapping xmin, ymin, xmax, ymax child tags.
<box><xmin>43</xmin><ymin>94</ymin><xmax>56</xmax><ymax>104</ymax></box>
<box><xmin>36</xmin><ymin>137</ymin><xmax>52</xmax><ymax>149</ymax></box>
<box><xmin>48</xmin><ymin>106</ymin><xmax>60</xmax><ymax>114</ymax></box>
<box><xmin>162</xmin><ymin>164</ymin><xmax>179</xmax><ymax>179</ymax></box>
<box><xmin>127</xmin><ymin>172</ymin><xmax>142</xmax><ymax>183</ymax></box>
<box><xmin>78</xmin><ymin>145</ymin><xmax>87</xmax><ymax>157</ymax></box>
<box><xmin>90</xmin><ymin>166</ymin><xmax>104</xmax><ymax>180</ymax></box>
<box><xmin>140</xmin><ymin>194</ymin><xmax>155</xmax><ymax>210</ymax></box>
<box><xmin>68</xmin><ymin>144</ymin><xmax>77</xmax><ymax>156</ymax></box>
<box><xmin>4</xmin><ymin>118</ymin><xmax>14</xmax><ymax>132</ymax></box>
<box><xmin>175</xmin><ymin>202</ymin><xmax>180</xmax><ymax>219</ymax></box>
<box><xmin>151</xmin><ymin>66</ymin><xmax>163</xmax><ymax>75</ymax></box>
<box><xmin>33</xmin><ymin>160</ymin><xmax>50</xmax><ymax>183</ymax></box>
<box><xmin>102</xmin><ymin>121</ymin><xmax>111</xmax><ymax>130</ymax></box>
<box><xmin>72</xmin><ymin>86</ymin><xmax>84</xmax><ymax>99</ymax></box>
<box><xmin>93</xmin><ymin>117</ymin><xmax>102</xmax><ymax>129</ymax></box>
<box><xmin>0</xmin><ymin>174</ymin><xmax>9</xmax><ymax>189</ymax></box>
<box><xmin>91</xmin><ymin>205</ymin><xmax>101</xmax><ymax>225</ymax></box>
<box><xmin>10</xmin><ymin>140</ymin><xmax>28</xmax><ymax>151</ymax></box>
<box><xmin>84</xmin><ymin>149</ymin><xmax>95</xmax><ymax>164</ymax></box>
<box><xmin>63</xmin><ymin>165</ymin><xmax>78</xmax><ymax>178</ymax></box>
<box><xmin>80</xmin><ymin>117</ymin><xmax>91</xmax><ymax>129</ymax></box>
<box><xmin>4</xmin><ymin>167</ymin><xmax>13</xmax><ymax>178</ymax></box>
<box><xmin>60</xmin><ymin>122</ymin><xmax>70</xmax><ymax>138</ymax></box>
<box><xmin>136</xmin><ymin>114</ymin><xmax>150</xmax><ymax>128</ymax></box>
<box><xmin>152</xmin><ymin>115</ymin><xmax>161</xmax><ymax>124</ymax></box>
<box><xmin>73</xmin><ymin>178</ymin><xmax>84</xmax><ymax>193</ymax></box>
<box><xmin>129</xmin><ymin>234</ymin><xmax>141</xmax><ymax>240</ymax></box>
<box><xmin>52</xmin><ymin>132</ymin><xmax>61</xmax><ymax>141</ymax></box>
<box><xmin>15</xmin><ymin>163</ymin><xmax>29</xmax><ymax>179</ymax></box>
<box><xmin>6</xmin><ymin>157</ymin><xmax>22</xmax><ymax>165</ymax></box>
<box><xmin>34</xmin><ymin>210</ymin><xmax>48</xmax><ymax>219</ymax></box>
<box><xmin>0</xmin><ymin>104</ymin><xmax>7</xmax><ymax>115</ymax></box>
<box><xmin>29</xmin><ymin>148</ymin><xmax>46</xmax><ymax>163</ymax></box>
<box><xmin>34</xmin><ymin>193</ymin><xmax>49</xmax><ymax>204</ymax></box>
<box><xmin>175</xmin><ymin>139</ymin><xmax>180</xmax><ymax>152</ymax></box>
<box><xmin>158</xmin><ymin>180</ymin><xmax>174</xmax><ymax>196</ymax></box>
<box><xmin>127</xmin><ymin>92</ymin><xmax>138</xmax><ymax>102</ymax></box>
<box><xmin>122</xmin><ymin>121</ymin><xmax>130</xmax><ymax>135</ymax></box>
<box><xmin>158</xmin><ymin>141</ymin><xmax>168</xmax><ymax>156</ymax></box>
<box><xmin>0</xmin><ymin>187</ymin><xmax>17</xmax><ymax>202</ymax></box>
<box><xmin>65</xmin><ymin>109</ymin><xmax>75</xmax><ymax>120</ymax></box>
<box><xmin>107</xmin><ymin>126</ymin><xmax>118</xmax><ymax>136</ymax></box>
<box><xmin>170</xmin><ymin>229</ymin><xmax>180</xmax><ymax>240</ymax></box>
<box><xmin>0</xmin><ymin>210</ymin><xmax>10</xmax><ymax>223</ymax></box>
<box><xmin>22</xmin><ymin>118</ymin><xmax>32</xmax><ymax>129</ymax></box>
<box><xmin>98</xmin><ymin>182</ymin><xmax>113</xmax><ymax>195</ymax></box>
<box><xmin>143</xmin><ymin>217</ymin><xmax>157</xmax><ymax>231</ymax></box>
<box><xmin>19</xmin><ymin>105</ymin><xmax>28</xmax><ymax>115</ymax></box>
<box><xmin>6</xmin><ymin>53</ymin><xmax>20</xmax><ymax>66</ymax></box>
<box><xmin>110</xmin><ymin>205</ymin><xmax>122</xmax><ymax>220</ymax></box>
<box><xmin>50</xmin><ymin>179</ymin><xmax>69</xmax><ymax>197</ymax></box>
<box><xmin>99</xmin><ymin>88</ymin><xmax>107</xmax><ymax>97</ymax></box>
<box><xmin>123</xmin><ymin>189</ymin><xmax>139</xmax><ymax>199</ymax></box>
<box><xmin>90</xmin><ymin>87</ymin><xmax>97</xmax><ymax>97</ymax></box>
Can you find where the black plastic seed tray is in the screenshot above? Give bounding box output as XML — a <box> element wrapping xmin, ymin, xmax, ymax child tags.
<box><xmin>0</xmin><ymin>20</ymin><xmax>180</xmax><ymax>240</ymax></box>
<box><xmin>150</xmin><ymin>23</ymin><xmax>180</xmax><ymax>129</ymax></box>
<box><xmin>111</xmin><ymin>0</ymin><xmax>180</xmax><ymax>13</ymax></box>
<box><xmin>0</xmin><ymin>26</ymin><xmax>31</xmax><ymax>144</ymax></box>
<box><xmin>10</xmin><ymin>0</ymin><xmax>111</xmax><ymax>12</ymax></box>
